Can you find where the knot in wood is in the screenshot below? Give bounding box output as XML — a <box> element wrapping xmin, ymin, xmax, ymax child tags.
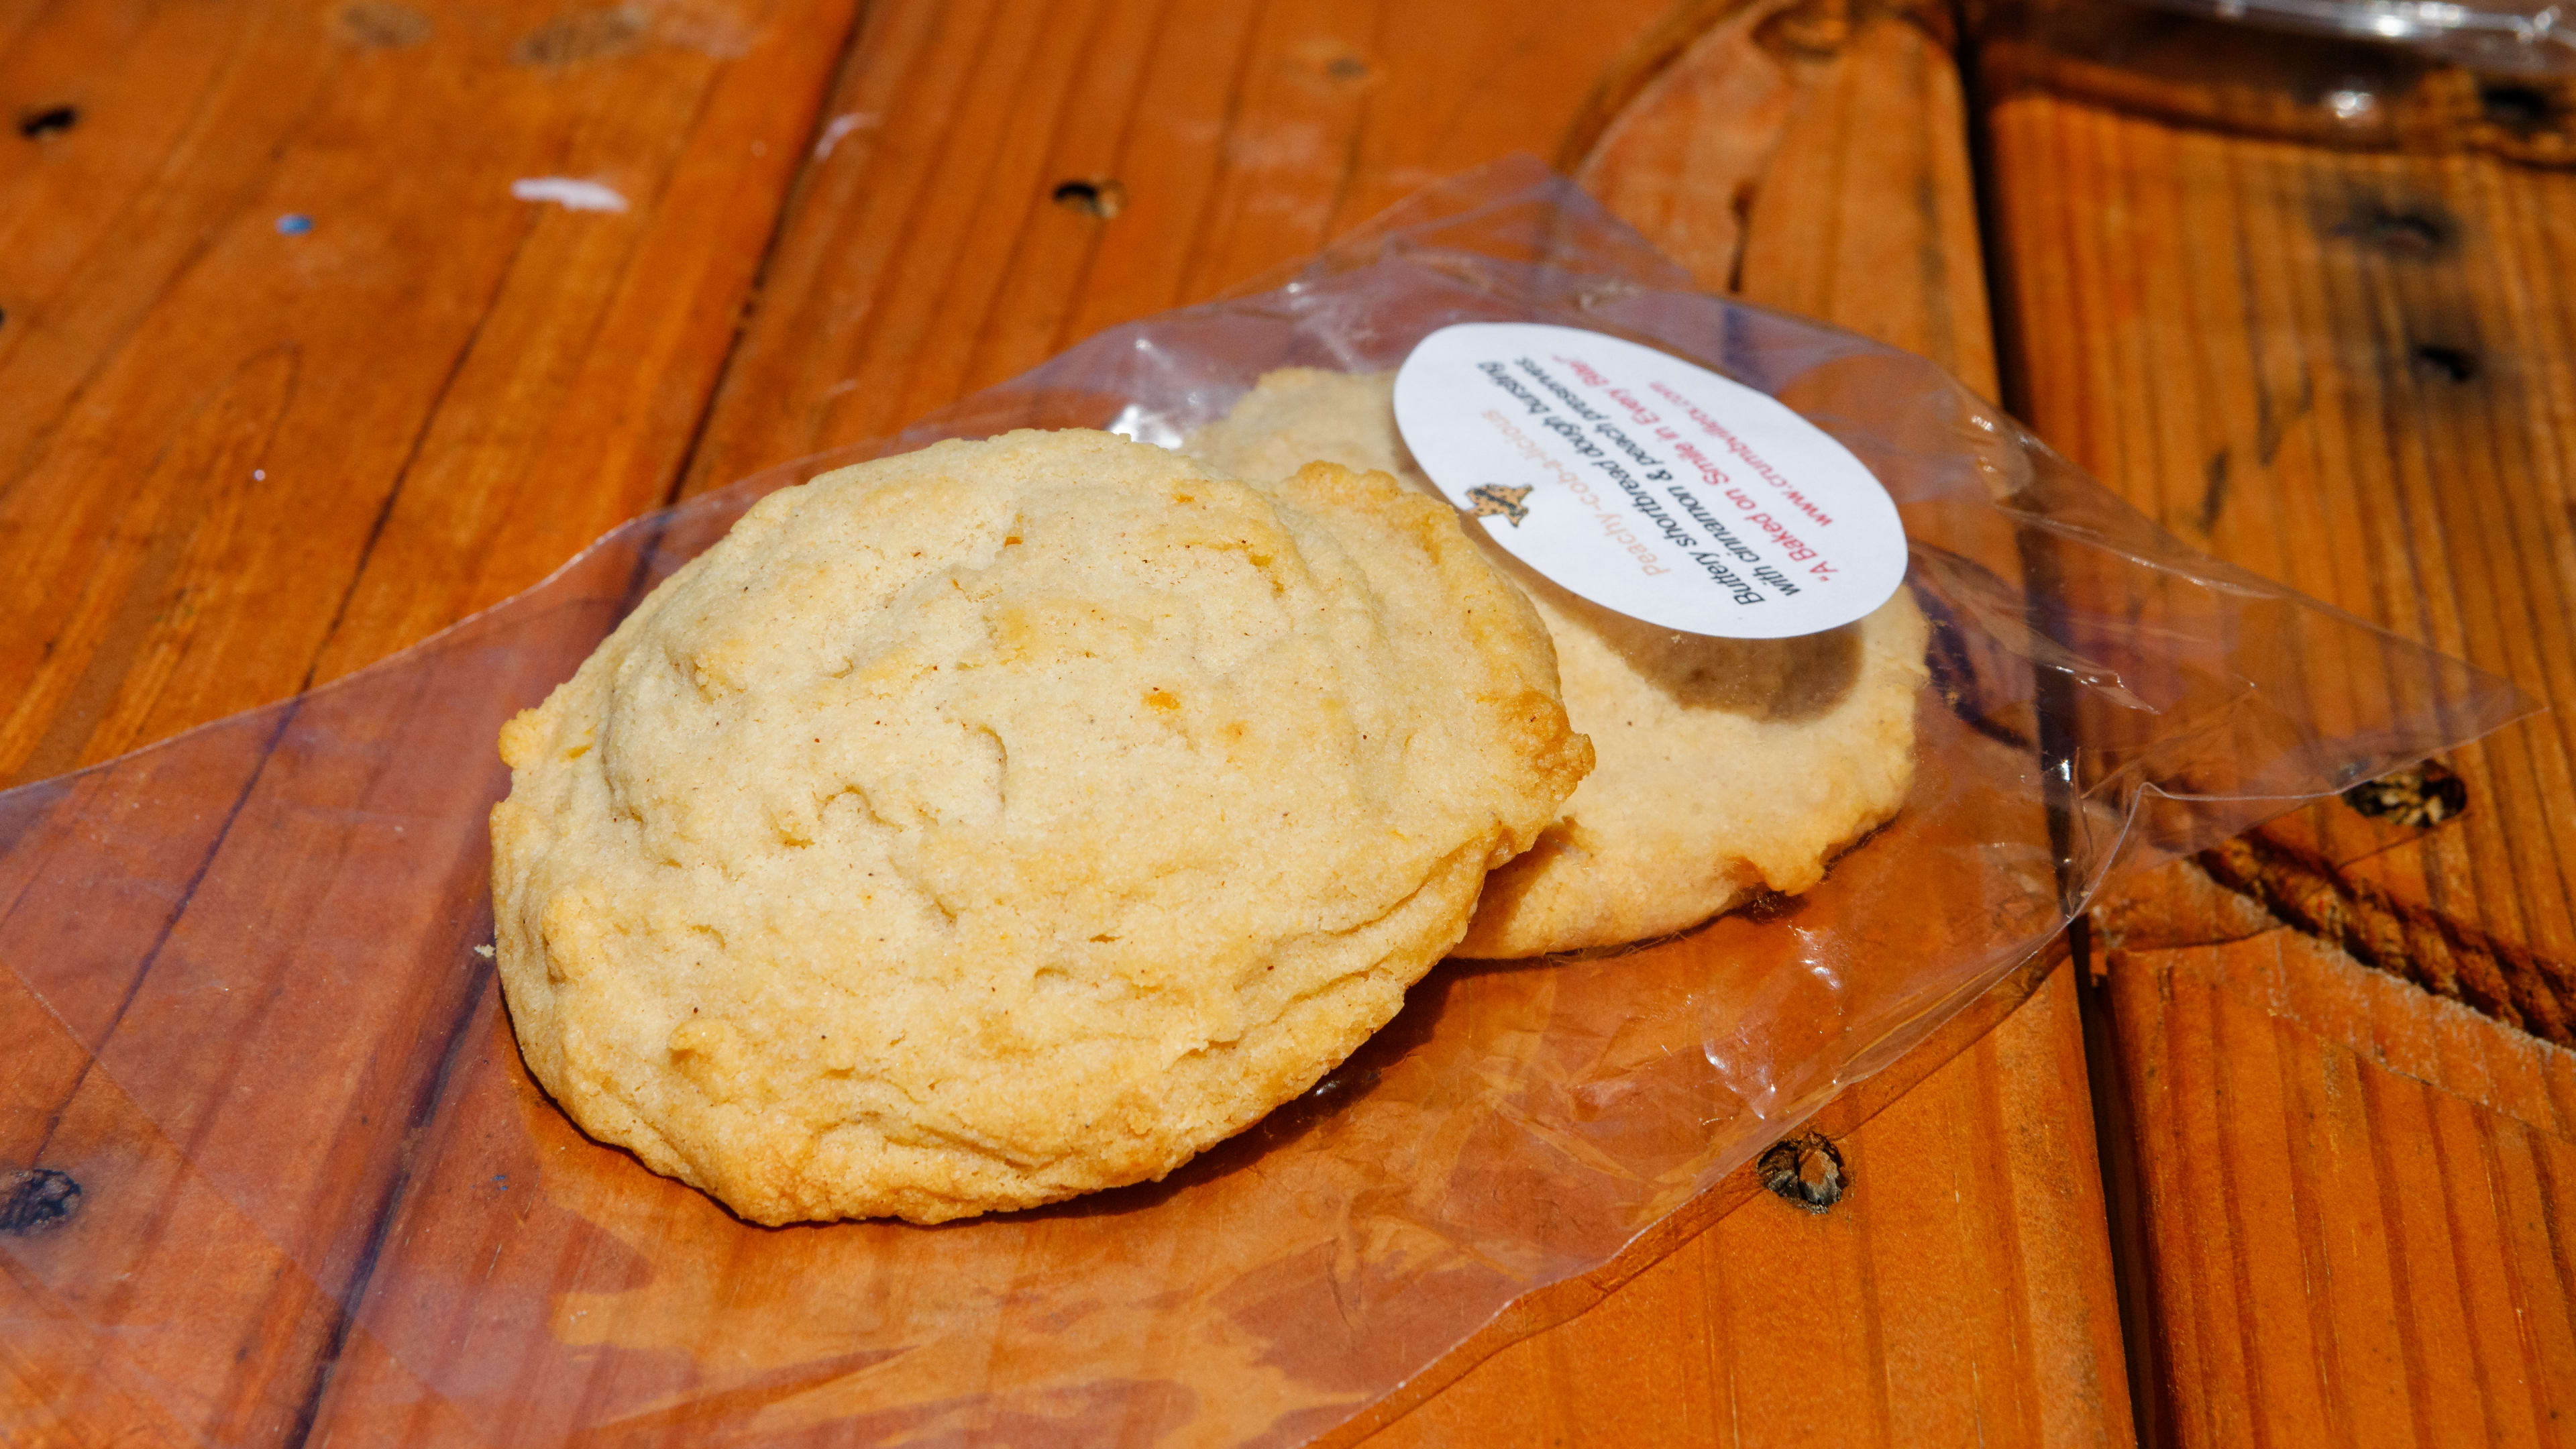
<box><xmin>1</xmin><ymin>1168</ymin><xmax>80</xmax><ymax>1234</ymax></box>
<box><xmin>2478</xmin><ymin>82</ymin><xmax>2554</xmax><ymax>134</ymax></box>
<box><xmin>2341</xmin><ymin>758</ymin><xmax>2467</xmax><ymax>829</ymax></box>
<box><xmin>1757</xmin><ymin>1132</ymin><xmax>1847</xmax><ymax>1213</ymax></box>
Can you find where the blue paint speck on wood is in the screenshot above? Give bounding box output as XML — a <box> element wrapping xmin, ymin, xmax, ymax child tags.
<box><xmin>276</xmin><ymin>213</ymin><xmax>313</xmax><ymax>235</ymax></box>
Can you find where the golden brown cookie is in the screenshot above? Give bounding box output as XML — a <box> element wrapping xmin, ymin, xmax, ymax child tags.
<box><xmin>489</xmin><ymin>429</ymin><xmax>1589</xmax><ymax>1224</ymax></box>
<box><xmin>1187</xmin><ymin>368</ymin><xmax>1928</xmax><ymax>957</ymax></box>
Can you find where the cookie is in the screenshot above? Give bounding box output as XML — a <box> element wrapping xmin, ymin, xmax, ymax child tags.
<box><xmin>1187</xmin><ymin>368</ymin><xmax>1927</xmax><ymax>957</ymax></box>
<box><xmin>489</xmin><ymin>429</ymin><xmax>1590</xmax><ymax>1224</ymax></box>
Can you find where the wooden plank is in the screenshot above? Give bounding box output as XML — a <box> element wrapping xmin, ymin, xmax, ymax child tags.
<box><xmin>672</xmin><ymin>0</ymin><xmax>1718</xmax><ymax>496</ymax></box>
<box><xmin>1979</xmin><ymin>0</ymin><xmax>2576</xmax><ymax>1438</ymax></box>
<box><xmin>2094</xmin><ymin>866</ymin><xmax>2576</xmax><ymax>1446</ymax></box>
<box><xmin>1352</xmin><ymin>5</ymin><xmax>2121</xmax><ymax>1440</ymax></box>
<box><xmin>1982</xmin><ymin>3</ymin><xmax>2576</xmax><ymax>987</ymax></box>
<box><xmin>649</xmin><ymin>0</ymin><xmax>2123</xmax><ymax>1441</ymax></box>
<box><xmin>1357</xmin><ymin>963</ymin><xmax>2130</xmax><ymax>1448</ymax></box>
<box><xmin>0</xmin><ymin>0</ymin><xmax>863</xmax><ymax>781</ymax></box>
<box><xmin>1</xmin><ymin>0</ymin><xmax>2127</xmax><ymax>1444</ymax></box>
<box><xmin>0</xmin><ymin>0</ymin><xmax>865</xmax><ymax>1437</ymax></box>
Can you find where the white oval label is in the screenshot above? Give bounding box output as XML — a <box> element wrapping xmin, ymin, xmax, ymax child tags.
<box><xmin>1392</xmin><ymin>323</ymin><xmax>1906</xmax><ymax>639</ymax></box>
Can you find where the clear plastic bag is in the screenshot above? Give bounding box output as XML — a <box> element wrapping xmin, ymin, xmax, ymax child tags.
<box><xmin>2132</xmin><ymin>0</ymin><xmax>2576</xmax><ymax>73</ymax></box>
<box><xmin>0</xmin><ymin>157</ymin><xmax>2524</xmax><ymax>1446</ymax></box>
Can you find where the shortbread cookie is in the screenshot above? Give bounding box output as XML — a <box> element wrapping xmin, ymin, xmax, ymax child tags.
<box><xmin>1187</xmin><ymin>368</ymin><xmax>1927</xmax><ymax>957</ymax></box>
<box><xmin>490</xmin><ymin>430</ymin><xmax>1589</xmax><ymax>1224</ymax></box>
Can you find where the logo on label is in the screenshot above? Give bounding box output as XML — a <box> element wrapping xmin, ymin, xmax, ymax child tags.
<box><xmin>1465</xmin><ymin>483</ymin><xmax>1532</xmax><ymax>526</ymax></box>
<box><xmin>1392</xmin><ymin>322</ymin><xmax>1907</xmax><ymax>640</ymax></box>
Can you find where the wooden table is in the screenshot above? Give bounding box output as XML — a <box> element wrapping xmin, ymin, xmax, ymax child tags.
<box><xmin>1</xmin><ymin>0</ymin><xmax>2569</xmax><ymax>1441</ymax></box>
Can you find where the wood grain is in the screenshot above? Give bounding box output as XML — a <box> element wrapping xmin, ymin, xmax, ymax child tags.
<box><xmin>671</xmin><ymin>0</ymin><xmax>1719</xmax><ymax>496</ymax></box>
<box><xmin>0</xmin><ymin>0</ymin><xmax>2130</xmax><ymax>1442</ymax></box>
<box><xmin>1346</xmin><ymin>4</ymin><xmax>2123</xmax><ymax>1440</ymax></box>
<box><xmin>2094</xmin><ymin>865</ymin><xmax>2576</xmax><ymax>1447</ymax></box>
<box><xmin>0</xmin><ymin>0</ymin><xmax>862</xmax><ymax>1438</ymax></box>
<box><xmin>655</xmin><ymin>0</ymin><xmax>2125</xmax><ymax>1440</ymax></box>
<box><xmin>0</xmin><ymin>0</ymin><xmax>862</xmax><ymax>782</ymax></box>
<box><xmin>1978</xmin><ymin>0</ymin><xmax>2576</xmax><ymax>1439</ymax></box>
<box><xmin>1357</xmin><ymin>962</ymin><xmax>2129</xmax><ymax>1448</ymax></box>
<box><xmin>1983</xmin><ymin>1</ymin><xmax>2576</xmax><ymax>979</ymax></box>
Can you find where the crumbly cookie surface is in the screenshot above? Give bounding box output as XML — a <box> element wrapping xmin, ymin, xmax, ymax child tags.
<box><xmin>490</xmin><ymin>430</ymin><xmax>1589</xmax><ymax>1224</ymax></box>
<box><xmin>1187</xmin><ymin>368</ymin><xmax>1929</xmax><ymax>958</ymax></box>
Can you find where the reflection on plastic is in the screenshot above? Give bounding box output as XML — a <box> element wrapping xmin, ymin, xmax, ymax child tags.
<box><xmin>0</xmin><ymin>158</ymin><xmax>2525</xmax><ymax>1446</ymax></box>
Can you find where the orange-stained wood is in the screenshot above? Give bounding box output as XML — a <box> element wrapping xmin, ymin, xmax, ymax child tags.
<box><xmin>2093</xmin><ymin>865</ymin><xmax>2576</xmax><ymax>1447</ymax></box>
<box><xmin>1356</xmin><ymin>961</ymin><xmax>2131</xmax><ymax>1448</ymax></box>
<box><xmin>1978</xmin><ymin>1</ymin><xmax>2576</xmax><ymax>1440</ymax></box>
<box><xmin>671</xmin><ymin>0</ymin><xmax>1721</xmax><ymax>496</ymax></box>
<box><xmin>1346</xmin><ymin>4</ymin><xmax>2123</xmax><ymax>1442</ymax></box>
<box><xmin>0</xmin><ymin>0</ymin><xmax>864</xmax><ymax>784</ymax></box>
<box><xmin>0</xmin><ymin>0</ymin><xmax>2131</xmax><ymax>1442</ymax></box>
<box><xmin>660</xmin><ymin>0</ymin><xmax>2127</xmax><ymax>1441</ymax></box>
<box><xmin>1982</xmin><ymin>2</ymin><xmax>2576</xmax><ymax>1004</ymax></box>
<box><xmin>0</xmin><ymin>0</ymin><xmax>864</xmax><ymax>1438</ymax></box>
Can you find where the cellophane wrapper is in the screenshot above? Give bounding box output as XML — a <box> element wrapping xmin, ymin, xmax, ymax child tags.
<box><xmin>0</xmin><ymin>158</ymin><xmax>2524</xmax><ymax>1446</ymax></box>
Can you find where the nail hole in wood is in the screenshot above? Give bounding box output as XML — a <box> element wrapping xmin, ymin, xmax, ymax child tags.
<box><xmin>1327</xmin><ymin>56</ymin><xmax>1368</xmax><ymax>80</ymax></box>
<box><xmin>1051</xmin><ymin>178</ymin><xmax>1126</xmax><ymax>219</ymax></box>
<box><xmin>1757</xmin><ymin>1132</ymin><xmax>1847</xmax><ymax>1213</ymax></box>
<box><xmin>17</xmin><ymin>105</ymin><xmax>76</xmax><ymax>140</ymax></box>
<box><xmin>2412</xmin><ymin>343</ymin><xmax>2479</xmax><ymax>383</ymax></box>
<box><xmin>2341</xmin><ymin>757</ymin><xmax>2467</xmax><ymax>828</ymax></box>
<box><xmin>2479</xmin><ymin>82</ymin><xmax>2553</xmax><ymax>131</ymax></box>
<box><xmin>1</xmin><ymin>1168</ymin><xmax>80</xmax><ymax>1234</ymax></box>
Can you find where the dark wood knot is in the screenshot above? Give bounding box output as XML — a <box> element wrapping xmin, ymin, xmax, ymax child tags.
<box><xmin>2341</xmin><ymin>758</ymin><xmax>2467</xmax><ymax>829</ymax></box>
<box><xmin>1</xmin><ymin>1169</ymin><xmax>81</xmax><ymax>1234</ymax></box>
<box><xmin>2479</xmin><ymin>82</ymin><xmax>2554</xmax><ymax>133</ymax></box>
<box><xmin>1758</xmin><ymin>1132</ymin><xmax>1848</xmax><ymax>1213</ymax></box>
